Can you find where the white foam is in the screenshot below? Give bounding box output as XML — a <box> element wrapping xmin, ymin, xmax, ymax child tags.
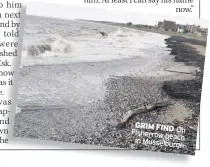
<box><xmin>50</xmin><ymin>36</ymin><xmax>74</xmax><ymax>54</ymax></box>
<box><xmin>21</xmin><ymin>22</ymin><xmax>170</xmax><ymax>67</ymax></box>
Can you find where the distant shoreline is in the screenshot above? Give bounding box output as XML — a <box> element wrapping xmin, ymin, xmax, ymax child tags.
<box><xmin>78</xmin><ymin>19</ymin><xmax>207</xmax><ymax>56</ymax></box>
<box><xmin>77</xmin><ymin>19</ymin><xmax>208</xmax><ymax>42</ymax></box>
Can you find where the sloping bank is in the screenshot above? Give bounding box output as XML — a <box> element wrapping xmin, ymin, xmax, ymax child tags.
<box><xmin>163</xmin><ymin>36</ymin><xmax>205</xmax><ymax>108</ymax></box>
<box><xmin>86</xmin><ymin>35</ymin><xmax>206</xmax><ymax>155</ymax></box>
<box><xmin>161</xmin><ymin>36</ymin><xmax>206</xmax><ymax>155</ymax></box>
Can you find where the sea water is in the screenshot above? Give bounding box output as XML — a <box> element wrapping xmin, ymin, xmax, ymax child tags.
<box><xmin>21</xmin><ymin>15</ymin><xmax>170</xmax><ymax>67</ymax></box>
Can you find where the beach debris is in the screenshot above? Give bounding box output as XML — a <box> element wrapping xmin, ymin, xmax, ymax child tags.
<box><xmin>100</xmin><ymin>31</ymin><xmax>108</xmax><ymax>37</ymax></box>
<box><xmin>116</xmin><ymin>101</ymin><xmax>172</xmax><ymax>128</ymax></box>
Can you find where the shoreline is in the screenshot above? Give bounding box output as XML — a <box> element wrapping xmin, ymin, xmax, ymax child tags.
<box><xmin>161</xmin><ymin>36</ymin><xmax>205</xmax><ymax>155</ymax></box>
<box><xmin>14</xmin><ymin>33</ymin><xmax>205</xmax><ymax>155</ymax></box>
<box><xmin>78</xmin><ymin>19</ymin><xmax>208</xmax><ymax>42</ymax></box>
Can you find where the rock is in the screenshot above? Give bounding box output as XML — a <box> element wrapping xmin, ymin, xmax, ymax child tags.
<box><xmin>100</xmin><ymin>32</ymin><xmax>108</xmax><ymax>37</ymax></box>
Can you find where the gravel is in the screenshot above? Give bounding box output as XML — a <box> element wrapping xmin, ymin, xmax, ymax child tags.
<box><xmin>14</xmin><ymin>35</ymin><xmax>205</xmax><ymax>155</ymax></box>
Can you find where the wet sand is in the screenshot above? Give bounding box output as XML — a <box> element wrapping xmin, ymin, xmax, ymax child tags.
<box><xmin>14</xmin><ymin>35</ymin><xmax>205</xmax><ymax>155</ymax></box>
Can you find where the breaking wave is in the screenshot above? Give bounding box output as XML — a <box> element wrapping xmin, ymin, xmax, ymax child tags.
<box><xmin>112</xmin><ymin>28</ymin><xmax>141</xmax><ymax>38</ymax></box>
<box><xmin>23</xmin><ymin>36</ymin><xmax>74</xmax><ymax>57</ymax></box>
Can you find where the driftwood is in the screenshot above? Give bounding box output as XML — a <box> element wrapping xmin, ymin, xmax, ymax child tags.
<box><xmin>116</xmin><ymin>101</ymin><xmax>172</xmax><ymax>128</ymax></box>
